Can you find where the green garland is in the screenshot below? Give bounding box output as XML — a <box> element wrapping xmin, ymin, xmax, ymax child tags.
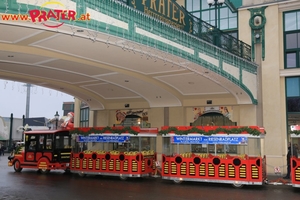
<box><xmin>69</xmin><ymin>126</ymin><xmax>265</xmax><ymax>136</ymax></box>
<box><xmin>158</xmin><ymin>126</ymin><xmax>265</xmax><ymax>136</ymax></box>
<box><xmin>69</xmin><ymin>126</ymin><xmax>139</xmax><ymax>135</ymax></box>
<box><xmin>15</xmin><ymin>144</ymin><xmax>25</xmax><ymax>154</ymax></box>
<box><xmin>289</xmin><ymin>130</ymin><xmax>300</xmax><ymax>135</ymax></box>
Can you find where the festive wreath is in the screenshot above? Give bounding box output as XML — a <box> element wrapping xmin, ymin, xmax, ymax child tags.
<box><xmin>289</xmin><ymin>130</ymin><xmax>300</xmax><ymax>136</ymax></box>
<box><xmin>158</xmin><ymin>126</ymin><xmax>265</xmax><ymax>136</ymax></box>
<box><xmin>69</xmin><ymin>126</ymin><xmax>139</xmax><ymax>135</ymax></box>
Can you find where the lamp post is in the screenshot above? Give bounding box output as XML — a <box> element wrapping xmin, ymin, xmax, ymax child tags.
<box><xmin>207</xmin><ymin>0</ymin><xmax>224</xmax><ymax>29</ymax></box>
<box><xmin>207</xmin><ymin>0</ymin><xmax>225</xmax><ymax>46</ymax></box>
<box><xmin>54</xmin><ymin>111</ymin><xmax>59</xmax><ymax>130</ymax></box>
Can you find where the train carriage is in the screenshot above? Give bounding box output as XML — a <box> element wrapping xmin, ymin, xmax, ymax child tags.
<box><xmin>69</xmin><ymin>126</ymin><xmax>158</xmax><ymax>180</ymax></box>
<box><xmin>290</xmin><ymin>133</ymin><xmax>300</xmax><ymax>188</ymax></box>
<box><xmin>160</xmin><ymin>126</ymin><xmax>267</xmax><ymax>188</ymax></box>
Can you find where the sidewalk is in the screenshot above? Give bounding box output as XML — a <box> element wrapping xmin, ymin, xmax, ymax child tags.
<box><xmin>0</xmin><ymin>153</ymin><xmax>10</xmax><ymax>159</ymax></box>
<box><xmin>267</xmin><ymin>174</ymin><xmax>292</xmax><ymax>185</ymax></box>
<box><xmin>0</xmin><ymin>153</ymin><xmax>8</xmax><ymax>165</ymax></box>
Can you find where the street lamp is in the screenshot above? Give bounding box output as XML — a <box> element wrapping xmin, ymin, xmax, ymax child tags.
<box><xmin>207</xmin><ymin>0</ymin><xmax>225</xmax><ymax>29</ymax></box>
<box><xmin>207</xmin><ymin>0</ymin><xmax>225</xmax><ymax>46</ymax></box>
<box><xmin>54</xmin><ymin>111</ymin><xmax>59</xmax><ymax>130</ymax></box>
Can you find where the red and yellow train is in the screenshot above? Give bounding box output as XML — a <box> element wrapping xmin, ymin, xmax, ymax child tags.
<box><xmin>7</xmin><ymin>126</ymin><xmax>300</xmax><ymax>188</ymax></box>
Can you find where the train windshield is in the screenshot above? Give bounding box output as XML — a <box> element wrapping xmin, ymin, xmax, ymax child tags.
<box><xmin>25</xmin><ymin>131</ymin><xmax>72</xmax><ymax>152</ymax></box>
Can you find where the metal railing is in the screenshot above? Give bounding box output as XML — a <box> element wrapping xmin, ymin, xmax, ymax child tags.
<box><xmin>119</xmin><ymin>0</ymin><xmax>252</xmax><ymax>61</ymax></box>
<box><xmin>185</xmin><ymin>11</ymin><xmax>252</xmax><ymax>61</ymax></box>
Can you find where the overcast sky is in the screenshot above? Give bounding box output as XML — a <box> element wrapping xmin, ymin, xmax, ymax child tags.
<box><xmin>0</xmin><ymin>79</ymin><xmax>74</xmax><ymax>120</ymax></box>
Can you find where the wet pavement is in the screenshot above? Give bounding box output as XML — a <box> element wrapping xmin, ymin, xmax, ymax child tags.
<box><xmin>0</xmin><ymin>153</ymin><xmax>300</xmax><ymax>200</ymax></box>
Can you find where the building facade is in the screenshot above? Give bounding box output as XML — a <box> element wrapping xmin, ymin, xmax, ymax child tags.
<box><xmin>70</xmin><ymin>0</ymin><xmax>300</xmax><ymax>175</ymax></box>
<box><xmin>238</xmin><ymin>0</ymin><xmax>300</xmax><ymax>174</ymax></box>
<box><xmin>0</xmin><ymin>0</ymin><xmax>299</xmax><ymax>175</ymax></box>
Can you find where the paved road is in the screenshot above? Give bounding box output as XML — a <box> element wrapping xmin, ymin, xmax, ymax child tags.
<box><xmin>1</xmin><ymin>154</ymin><xmax>299</xmax><ymax>200</ymax></box>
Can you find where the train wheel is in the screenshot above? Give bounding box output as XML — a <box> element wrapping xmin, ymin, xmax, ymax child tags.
<box><xmin>14</xmin><ymin>160</ymin><xmax>23</xmax><ymax>172</ymax></box>
<box><xmin>173</xmin><ymin>180</ymin><xmax>182</xmax><ymax>184</ymax></box>
<box><xmin>38</xmin><ymin>158</ymin><xmax>50</xmax><ymax>174</ymax></box>
<box><xmin>78</xmin><ymin>172</ymin><xmax>86</xmax><ymax>177</ymax></box>
<box><xmin>120</xmin><ymin>176</ymin><xmax>128</xmax><ymax>181</ymax></box>
<box><xmin>39</xmin><ymin>169</ymin><xmax>50</xmax><ymax>174</ymax></box>
<box><xmin>232</xmin><ymin>183</ymin><xmax>243</xmax><ymax>188</ymax></box>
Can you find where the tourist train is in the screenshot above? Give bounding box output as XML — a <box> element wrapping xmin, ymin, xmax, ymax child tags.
<box><xmin>7</xmin><ymin>126</ymin><xmax>300</xmax><ymax>188</ymax></box>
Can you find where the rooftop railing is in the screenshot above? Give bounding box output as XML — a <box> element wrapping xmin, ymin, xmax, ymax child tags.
<box><xmin>186</xmin><ymin>12</ymin><xmax>252</xmax><ymax>61</ymax></box>
<box><xmin>119</xmin><ymin>0</ymin><xmax>252</xmax><ymax>61</ymax></box>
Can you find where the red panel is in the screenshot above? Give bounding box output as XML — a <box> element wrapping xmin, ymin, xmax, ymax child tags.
<box><xmin>70</xmin><ymin>152</ymin><xmax>155</xmax><ymax>176</ymax></box>
<box><xmin>161</xmin><ymin>154</ymin><xmax>265</xmax><ymax>184</ymax></box>
<box><xmin>291</xmin><ymin>157</ymin><xmax>300</xmax><ymax>185</ymax></box>
<box><xmin>42</xmin><ymin>152</ymin><xmax>53</xmax><ymax>161</ymax></box>
<box><xmin>36</xmin><ymin>152</ymin><xmax>42</xmax><ymax>161</ymax></box>
<box><xmin>25</xmin><ymin>152</ymin><xmax>35</xmax><ymax>161</ymax></box>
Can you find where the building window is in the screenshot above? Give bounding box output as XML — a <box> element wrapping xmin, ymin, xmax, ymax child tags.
<box><xmin>80</xmin><ymin>107</ymin><xmax>89</xmax><ymax>127</ymax></box>
<box><xmin>284</xmin><ymin>11</ymin><xmax>300</xmax><ymax>32</ymax></box>
<box><xmin>284</xmin><ymin>10</ymin><xmax>300</xmax><ymax>69</ymax></box>
<box><xmin>186</xmin><ymin>0</ymin><xmax>201</xmax><ymax>11</ymax></box>
<box><xmin>185</xmin><ymin>0</ymin><xmax>238</xmax><ymax>36</ymax></box>
<box><xmin>287</xmin><ymin>77</ymin><xmax>300</xmax><ymax>97</ymax></box>
<box><xmin>286</xmin><ymin>77</ymin><xmax>300</xmax><ymax>127</ymax></box>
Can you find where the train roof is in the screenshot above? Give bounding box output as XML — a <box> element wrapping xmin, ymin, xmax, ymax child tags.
<box><xmin>24</xmin><ymin>129</ymin><xmax>69</xmax><ymax>135</ymax></box>
<box><xmin>70</xmin><ymin>127</ymin><xmax>158</xmax><ymax>135</ymax></box>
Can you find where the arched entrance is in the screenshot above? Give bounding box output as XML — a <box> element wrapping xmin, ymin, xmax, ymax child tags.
<box><xmin>122</xmin><ymin>115</ymin><xmax>142</xmax><ymax>127</ymax></box>
<box><xmin>192</xmin><ymin>112</ymin><xmax>236</xmax><ymax>126</ymax></box>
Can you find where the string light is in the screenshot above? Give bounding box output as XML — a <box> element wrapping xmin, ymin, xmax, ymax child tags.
<box><xmin>4</xmin><ymin>0</ymin><xmax>8</xmax><ymax>13</ymax></box>
<box><xmin>2</xmin><ymin>0</ymin><xmax>257</xmax><ymax>103</ymax></box>
<box><xmin>0</xmin><ymin>80</ymin><xmax>69</xmax><ymax>97</ymax></box>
